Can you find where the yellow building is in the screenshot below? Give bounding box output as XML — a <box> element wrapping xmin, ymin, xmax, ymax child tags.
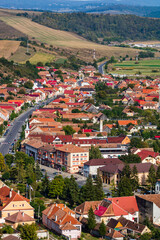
<box><xmin>0</xmin><ymin>186</ymin><xmax>35</xmax><ymax>227</ymax></box>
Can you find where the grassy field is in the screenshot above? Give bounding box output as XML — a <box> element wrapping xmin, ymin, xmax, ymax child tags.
<box><xmin>9</xmin><ymin>46</ymin><xmax>36</xmax><ymax>62</ymax></box>
<box><xmin>0</xmin><ymin>14</ymin><xmax>140</xmax><ymax>61</ymax></box>
<box><xmin>28</xmin><ymin>51</ymin><xmax>55</xmax><ymax>64</ymax></box>
<box><xmin>0</xmin><ymin>40</ymin><xmax>20</xmax><ymax>58</ymax></box>
<box><xmin>110</xmin><ymin>59</ymin><xmax>160</xmax><ymax>76</ymax></box>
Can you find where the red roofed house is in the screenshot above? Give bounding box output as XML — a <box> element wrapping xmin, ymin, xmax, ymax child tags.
<box><xmin>136</xmin><ymin>150</ymin><xmax>160</xmax><ymax>165</ymax></box>
<box><xmin>42</xmin><ymin>203</ymin><xmax>81</xmax><ymax>240</ymax></box>
<box><xmin>0</xmin><ymin>185</ymin><xmax>34</xmax><ymax>227</ymax></box>
<box><xmin>94</xmin><ymin>197</ymin><xmax>139</xmax><ymax>224</ymax></box>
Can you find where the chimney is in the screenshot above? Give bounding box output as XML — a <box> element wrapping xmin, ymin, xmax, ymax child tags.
<box><xmin>22</xmin><ymin>212</ymin><xmax>24</xmax><ymax>217</ymax></box>
<box><xmin>9</xmin><ymin>189</ymin><xmax>13</xmax><ymax>198</ymax></box>
<box><xmin>100</xmin><ymin>120</ymin><xmax>103</xmax><ymax>133</ymax></box>
<box><xmin>55</xmin><ymin>215</ymin><xmax>57</xmax><ymax>221</ymax></box>
<box><xmin>18</xmin><ymin>190</ymin><xmax>20</xmax><ymax>195</ymax></box>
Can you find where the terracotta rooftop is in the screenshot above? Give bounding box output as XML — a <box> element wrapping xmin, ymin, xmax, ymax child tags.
<box><xmin>75</xmin><ymin>201</ymin><xmax>101</xmax><ymax>215</ymax></box>
<box><xmin>5</xmin><ymin>212</ymin><xmax>34</xmax><ymax>223</ymax></box>
<box><xmin>137</xmin><ymin>194</ymin><xmax>160</xmax><ymax>208</ymax></box>
<box><xmin>55</xmin><ymin>144</ymin><xmax>87</xmax><ymax>153</ymax></box>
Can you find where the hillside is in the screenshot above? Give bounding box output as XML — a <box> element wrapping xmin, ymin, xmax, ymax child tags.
<box><xmin>0</xmin><ymin>40</ymin><xmax>20</xmax><ymax>59</ymax></box>
<box><xmin>32</xmin><ymin>12</ymin><xmax>160</xmax><ymax>42</ymax></box>
<box><xmin>0</xmin><ymin>20</ymin><xmax>26</xmax><ymax>40</ymax></box>
<box><xmin>0</xmin><ymin>14</ymin><xmax>139</xmax><ymax>62</ymax></box>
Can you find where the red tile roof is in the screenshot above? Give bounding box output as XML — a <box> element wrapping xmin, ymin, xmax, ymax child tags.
<box><xmin>108</xmin><ymin>196</ymin><xmax>139</xmax><ymax>215</ymax></box>
<box><xmin>137</xmin><ymin>150</ymin><xmax>159</xmax><ymax>160</ymax></box>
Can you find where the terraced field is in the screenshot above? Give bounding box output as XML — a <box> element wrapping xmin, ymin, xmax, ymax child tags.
<box><xmin>0</xmin><ymin>15</ymin><xmax>139</xmax><ymax>60</ymax></box>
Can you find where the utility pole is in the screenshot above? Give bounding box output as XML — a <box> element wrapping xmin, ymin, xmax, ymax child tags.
<box><xmin>93</xmin><ymin>49</ymin><xmax>96</xmax><ymax>60</ymax></box>
<box><xmin>27</xmin><ymin>40</ymin><xmax>29</xmax><ymax>54</ymax></box>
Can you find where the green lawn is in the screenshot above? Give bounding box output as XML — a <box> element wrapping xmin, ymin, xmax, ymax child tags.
<box><xmin>26</xmin><ymin>51</ymin><xmax>55</xmax><ymax>64</ymax></box>
<box><xmin>110</xmin><ymin>59</ymin><xmax>160</xmax><ymax>76</ymax></box>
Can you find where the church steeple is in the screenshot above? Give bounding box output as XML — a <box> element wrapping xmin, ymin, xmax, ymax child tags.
<box><xmin>25</xmin><ymin>122</ymin><xmax>30</xmax><ymax>138</ymax></box>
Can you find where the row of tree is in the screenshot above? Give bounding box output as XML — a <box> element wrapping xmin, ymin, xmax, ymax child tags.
<box><xmin>111</xmin><ymin>164</ymin><xmax>160</xmax><ymax>197</ymax></box>
<box><xmin>42</xmin><ymin>173</ymin><xmax>104</xmax><ymax>207</ymax></box>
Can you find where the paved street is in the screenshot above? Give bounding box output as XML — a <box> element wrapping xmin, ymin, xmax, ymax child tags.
<box><xmin>40</xmin><ymin>165</ymin><xmax>111</xmax><ymax>195</ymax></box>
<box><xmin>98</xmin><ymin>61</ymin><xmax>107</xmax><ymax>74</ymax></box>
<box><xmin>0</xmin><ymin>97</ymin><xmax>56</xmax><ymax>156</ymax></box>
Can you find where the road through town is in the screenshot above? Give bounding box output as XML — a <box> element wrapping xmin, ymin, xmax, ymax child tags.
<box><xmin>0</xmin><ymin>97</ymin><xmax>56</xmax><ymax>156</ymax></box>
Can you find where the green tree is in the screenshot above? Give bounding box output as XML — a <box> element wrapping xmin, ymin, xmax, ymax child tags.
<box><xmin>42</xmin><ymin>172</ymin><xmax>49</xmax><ymax>197</ymax></box>
<box><xmin>156</xmin><ymin>166</ymin><xmax>160</xmax><ymax>179</ymax></box>
<box><xmin>0</xmin><ymin>153</ymin><xmax>5</xmax><ymax>171</ymax></box>
<box><xmin>81</xmin><ymin>174</ymin><xmax>95</xmax><ymax>201</ymax></box>
<box><xmin>117</xmin><ymin>176</ymin><xmax>133</xmax><ymax>197</ymax></box>
<box><xmin>15</xmin><ymin>152</ymin><xmax>34</xmax><ymax>167</ymax></box>
<box><xmin>16</xmin><ymin>158</ymin><xmax>26</xmax><ymax>183</ymax></box>
<box><xmin>17</xmin><ymin>223</ymin><xmax>37</xmax><ymax>240</ymax></box>
<box><xmin>2</xmin><ymin>225</ymin><xmax>14</xmax><ymax>234</ymax></box>
<box><xmin>94</xmin><ymin>174</ymin><xmax>104</xmax><ymax>200</ymax></box>
<box><xmin>35</xmin><ymin>162</ymin><xmax>42</xmax><ymax>181</ymax></box>
<box><xmin>2</xmin><ymin>172</ymin><xmax>10</xmax><ymax>181</ymax></box>
<box><xmin>99</xmin><ymin>220</ymin><xmax>106</xmax><ymax>237</ymax></box>
<box><xmin>130</xmin><ymin>137</ymin><xmax>148</xmax><ymax>148</ymax></box>
<box><xmin>67</xmin><ymin>175</ymin><xmax>79</xmax><ymax>206</ymax></box>
<box><xmin>87</xmin><ymin>207</ymin><xmax>96</xmax><ymax>232</ymax></box>
<box><xmin>0</xmin><ymin>124</ymin><xmax>3</xmax><ymax>135</ymax></box>
<box><xmin>49</xmin><ymin>175</ymin><xmax>64</xmax><ymax>199</ymax></box>
<box><xmin>24</xmin><ymin>80</ymin><xmax>34</xmax><ymax>89</ymax></box>
<box><xmin>63</xmin><ymin>125</ymin><xmax>76</xmax><ymax>135</ymax></box>
<box><xmin>89</xmin><ymin>145</ymin><xmax>103</xmax><ymax>160</ymax></box>
<box><xmin>5</xmin><ymin>154</ymin><xmax>14</xmax><ymax>168</ymax></box>
<box><xmin>110</xmin><ymin>179</ymin><xmax>117</xmax><ymax>197</ymax></box>
<box><xmin>121</xmin><ymin>164</ymin><xmax>131</xmax><ymax>178</ymax></box>
<box><xmin>147</xmin><ymin>165</ymin><xmax>156</xmax><ymax>190</ymax></box>
<box><xmin>119</xmin><ymin>154</ymin><xmax>141</xmax><ymax>163</ymax></box>
<box><xmin>140</xmin><ymin>233</ymin><xmax>152</xmax><ymax>240</ymax></box>
<box><xmin>131</xmin><ymin>165</ymin><xmax>139</xmax><ymax>191</ymax></box>
<box><xmin>31</xmin><ymin>198</ymin><xmax>45</xmax><ymax>218</ymax></box>
<box><xmin>26</xmin><ymin>164</ymin><xmax>36</xmax><ymax>184</ymax></box>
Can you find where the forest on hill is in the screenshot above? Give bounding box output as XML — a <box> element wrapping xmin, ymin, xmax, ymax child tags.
<box><xmin>32</xmin><ymin>13</ymin><xmax>160</xmax><ymax>42</ymax></box>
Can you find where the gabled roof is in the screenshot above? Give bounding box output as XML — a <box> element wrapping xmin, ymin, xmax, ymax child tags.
<box><xmin>84</xmin><ymin>158</ymin><xmax>122</xmax><ymax>166</ymax></box>
<box><xmin>136</xmin><ymin>194</ymin><xmax>160</xmax><ymax>208</ymax></box>
<box><xmin>2</xmin><ymin>236</ymin><xmax>21</xmax><ymax>240</ymax></box>
<box><xmin>42</xmin><ymin>203</ymin><xmax>80</xmax><ymax>227</ymax></box>
<box><xmin>0</xmin><ymin>186</ymin><xmax>32</xmax><ymax>211</ymax></box>
<box><xmin>75</xmin><ymin>201</ymin><xmax>101</xmax><ymax>215</ymax></box>
<box><xmin>5</xmin><ymin>212</ymin><xmax>34</xmax><ymax>223</ymax></box>
<box><xmin>107</xmin><ymin>196</ymin><xmax>139</xmax><ymax>215</ymax></box>
<box><xmin>137</xmin><ymin>150</ymin><xmax>159</xmax><ymax>160</ymax></box>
